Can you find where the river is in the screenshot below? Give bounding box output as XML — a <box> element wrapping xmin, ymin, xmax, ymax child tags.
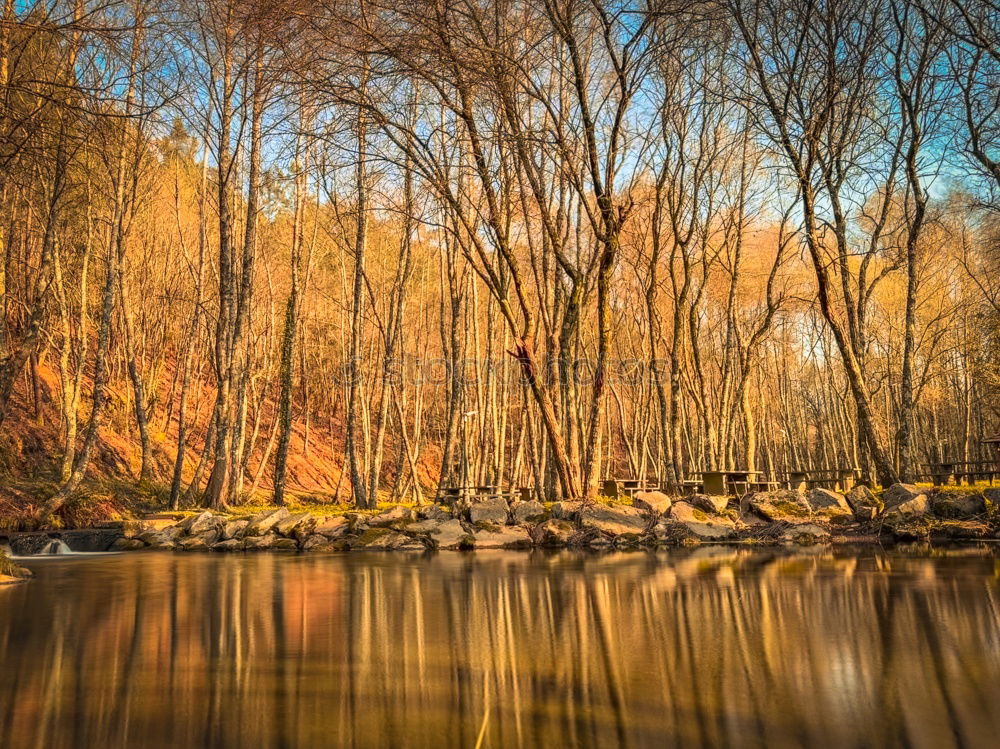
<box><xmin>1</xmin><ymin>547</ymin><xmax>998</xmax><ymax>748</ymax></box>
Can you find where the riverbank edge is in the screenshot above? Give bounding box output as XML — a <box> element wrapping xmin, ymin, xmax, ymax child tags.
<box><xmin>5</xmin><ymin>483</ymin><xmax>998</xmax><ymax>557</ymax></box>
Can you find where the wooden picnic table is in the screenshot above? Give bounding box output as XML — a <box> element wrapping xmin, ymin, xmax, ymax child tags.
<box><xmin>701</xmin><ymin>470</ymin><xmax>766</xmax><ymax>496</ymax></box>
<box><xmin>920</xmin><ymin>461</ymin><xmax>998</xmax><ymax>486</ymax></box>
<box><xmin>785</xmin><ymin>468</ymin><xmax>858</xmax><ymax>492</ymax></box>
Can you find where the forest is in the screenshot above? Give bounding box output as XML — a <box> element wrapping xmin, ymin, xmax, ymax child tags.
<box><xmin>1</xmin><ymin>0</ymin><xmax>999</xmax><ymax>521</ymax></box>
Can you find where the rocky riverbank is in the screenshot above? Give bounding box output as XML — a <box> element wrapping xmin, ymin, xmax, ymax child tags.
<box><xmin>100</xmin><ymin>483</ymin><xmax>1000</xmax><ymax>553</ymax></box>
<box><xmin>0</xmin><ymin>551</ymin><xmax>32</xmax><ymax>585</ymax></box>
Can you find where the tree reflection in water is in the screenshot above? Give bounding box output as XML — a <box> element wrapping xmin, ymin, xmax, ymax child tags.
<box><xmin>1</xmin><ymin>548</ymin><xmax>998</xmax><ymax>748</ymax></box>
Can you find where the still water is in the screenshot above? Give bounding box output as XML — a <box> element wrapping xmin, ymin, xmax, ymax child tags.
<box><xmin>1</xmin><ymin>548</ymin><xmax>999</xmax><ymax>748</ymax></box>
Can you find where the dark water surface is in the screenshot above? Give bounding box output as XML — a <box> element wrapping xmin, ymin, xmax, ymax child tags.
<box><xmin>1</xmin><ymin>548</ymin><xmax>999</xmax><ymax>748</ymax></box>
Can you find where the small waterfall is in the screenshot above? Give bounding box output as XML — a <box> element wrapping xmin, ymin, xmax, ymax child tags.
<box><xmin>39</xmin><ymin>539</ymin><xmax>71</xmax><ymax>555</ymax></box>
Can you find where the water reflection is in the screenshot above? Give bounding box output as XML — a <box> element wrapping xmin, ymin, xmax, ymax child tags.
<box><xmin>1</xmin><ymin>547</ymin><xmax>998</xmax><ymax>748</ymax></box>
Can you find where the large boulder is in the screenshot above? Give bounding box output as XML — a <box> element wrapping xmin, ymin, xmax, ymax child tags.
<box><xmin>314</xmin><ymin>516</ymin><xmax>350</xmax><ymax>538</ymax></box>
<box><xmin>533</xmin><ymin>519</ymin><xmax>576</xmax><ymax>547</ymax></box>
<box><xmin>805</xmin><ymin>488</ymin><xmax>853</xmax><ymax>519</ymax></box>
<box><xmin>353</xmin><ymin>528</ymin><xmax>425</xmax><ymax>550</ymax></box>
<box><xmin>243</xmin><ymin>533</ymin><xmax>277</xmax><ymax>551</ymax></box>
<box><xmin>666</xmin><ymin>502</ymin><xmax>737</xmax><ymax>541</ymax></box>
<box><xmin>138</xmin><ymin>529</ymin><xmax>181</xmax><ymax>549</ymax></box>
<box><xmin>369</xmin><ymin>506</ymin><xmax>413</xmax><ymax>527</ymax></box>
<box><xmin>931</xmin><ymin>492</ymin><xmax>986</xmax><ymax>519</ymax></box>
<box><xmin>845</xmin><ymin>485</ymin><xmax>882</xmax><ymax>521</ymax></box>
<box><xmin>883</xmin><ymin>484</ymin><xmax>929</xmax><ymax>519</ymax></box>
<box><xmin>244</xmin><ymin>508</ymin><xmax>291</xmax><ymax>537</ymax></box>
<box><xmin>271</xmin><ymin>537</ymin><xmax>300</xmax><ymax>551</ymax></box>
<box><xmin>784</xmin><ymin>523</ymin><xmax>831</xmax><ymax>544</ymax></box>
<box><xmin>178</xmin><ymin>533</ymin><xmax>215</xmax><ymax>551</ymax></box>
<box><xmin>211</xmin><ymin>539</ymin><xmax>245</xmax><ymax>552</ymax></box>
<box><xmin>301</xmin><ymin>534</ymin><xmax>338</xmax><ymax>552</ymax></box>
<box><xmin>406</xmin><ymin>518</ymin><xmax>473</xmax><ymax>550</ymax></box>
<box><xmin>469</xmin><ymin>496</ymin><xmax>510</xmax><ymax>525</ymax></box>
<box><xmin>633</xmin><ymin>491</ymin><xmax>672</xmax><ymax>515</ymax></box>
<box><xmin>510</xmin><ymin>500</ymin><xmax>546</xmax><ymax>525</ymax></box>
<box><xmin>473</xmin><ymin>526</ymin><xmax>532</xmax><ymax>549</ymax></box>
<box><xmin>550</xmin><ymin>501</ymin><xmax>584</xmax><ymax>520</ymax></box>
<box><xmin>273</xmin><ymin>512</ymin><xmax>316</xmax><ymax>538</ymax></box>
<box><xmin>222</xmin><ymin>519</ymin><xmax>249</xmax><ymax>540</ymax></box>
<box><xmin>180</xmin><ymin>511</ymin><xmax>221</xmax><ymax>536</ymax></box>
<box><xmin>748</xmin><ymin>490</ymin><xmax>812</xmax><ymax>523</ymax></box>
<box><xmin>579</xmin><ymin>504</ymin><xmax>650</xmax><ymax>537</ymax></box>
<box><xmin>689</xmin><ymin>494</ymin><xmax>729</xmax><ymax>515</ymax></box>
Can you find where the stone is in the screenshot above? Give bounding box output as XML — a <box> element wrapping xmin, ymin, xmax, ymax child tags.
<box><xmin>533</xmin><ymin>519</ymin><xmax>576</xmax><ymax>546</ymax></box>
<box><xmin>271</xmin><ymin>537</ymin><xmax>299</xmax><ymax>551</ymax></box>
<box><xmin>845</xmin><ymin>486</ymin><xmax>882</xmax><ymax>521</ymax></box>
<box><xmin>885</xmin><ymin>493</ymin><xmax>929</xmax><ymax>519</ymax></box>
<box><xmin>551</xmin><ymin>501</ymin><xmax>584</xmax><ymax>520</ymax></box>
<box><xmin>244</xmin><ymin>508</ymin><xmax>291</xmax><ymax>537</ymax></box>
<box><xmin>111</xmin><ymin>537</ymin><xmax>147</xmax><ymax>551</ymax></box>
<box><xmin>473</xmin><ymin>526</ymin><xmax>533</xmax><ymax>549</ymax></box>
<box><xmin>510</xmin><ymin>500</ymin><xmax>546</xmax><ymax>525</ymax></box>
<box><xmin>883</xmin><ymin>484</ymin><xmax>924</xmax><ymax>510</ymax></box>
<box><xmin>932</xmin><ymin>493</ymin><xmax>986</xmax><ymax>519</ymax></box>
<box><xmin>222</xmin><ymin>519</ymin><xmax>249</xmax><ymax>540</ymax></box>
<box><xmin>748</xmin><ymin>490</ymin><xmax>813</xmax><ymax>523</ymax></box>
<box><xmin>418</xmin><ymin>505</ymin><xmax>453</xmax><ymax>521</ymax></box>
<box><xmin>784</xmin><ymin>523</ymin><xmax>830</xmax><ymax>544</ymax></box>
<box><xmin>469</xmin><ymin>496</ymin><xmax>510</xmax><ymax>525</ymax></box>
<box><xmin>929</xmin><ymin>520</ymin><xmax>992</xmax><ymax>541</ymax></box>
<box><xmin>178</xmin><ymin>534</ymin><xmax>213</xmax><ymax>551</ymax></box>
<box><xmin>353</xmin><ymin>528</ymin><xmax>425</xmax><ymax>550</ymax></box>
<box><xmin>633</xmin><ymin>491</ymin><xmax>673</xmax><ymax>515</ymax></box>
<box><xmin>689</xmin><ymin>493</ymin><xmax>729</xmax><ymax>514</ymax></box>
<box><xmin>181</xmin><ymin>511</ymin><xmax>220</xmax><ymax>536</ymax></box>
<box><xmin>314</xmin><ymin>516</ymin><xmax>350</xmax><ymax>538</ymax></box>
<box><xmin>212</xmin><ymin>539</ymin><xmax>245</xmax><ymax>552</ymax></box>
<box><xmin>243</xmin><ymin>534</ymin><xmax>277</xmax><ymax>551</ymax></box>
<box><xmin>805</xmin><ymin>488</ymin><xmax>853</xmax><ymax>519</ymax></box>
<box><xmin>273</xmin><ymin>512</ymin><xmax>315</xmax><ymax>537</ymax></box>
<box><xmin>121</xmin><ymin>520</ymin><xmax>153</xmax><ymax>539</ymax></box>
<box><xmin>369</xmin><ymin>506</ymin><xmax>413</xmax><ymax>527</ymax></box>
<box><xmin>667</xmin><ymin>502</ymin><xmax>737</xmax><ymax>540</ymax></box>
<box><xmin>580</xmin><ymin>504</ymin><xmax>650</xmax><ymax>537</ymax></box>
<box><xmin>301</xmin><ymin>534</ymin><xmax>337</xmax><ymax>551</ymax></box>
<box><xmin>408</xmin><ymin>519</ymin><xmax>472</xmax><ymax>550</ymax></box>
<box><xmin>985</xmin><ymin>488</ymin><xmax>1000</xmax><ymax>504</ymax></box>
<box><xmin>138</xmin><ymin>531</ymin><xmax>177</xmax><ymax>550</ymax></box>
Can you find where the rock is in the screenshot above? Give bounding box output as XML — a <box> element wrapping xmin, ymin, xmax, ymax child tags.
<box><xmin>985</xmin><ymin>488</ymin><xmax>1000</xmax><ymax>504</ymax></box>
<box><xmin>273</xmin><ymin>512</ymin><xmax>315</xmax><ymax>538</ymax></box>
<box><xmin>271</xmin><ymin>537</ymin><xmax>299</xmax><ymax>551</ymax></box>
<box><xmin>353</xmin><ymin>528</ymin><xmax>425</xmax><ymax>550</ymax></box>
<box><xmin>571</xmin><ymin>527</ymin><xmax>613</xmax><ymax>548</ymax></box>
<box><xmin>886</xmin><ymin>517</ymin><xmax>931</xmax><ymax>541</ymax></box>
<box><xmin>473</xmin><ymin>526</ymin><xmax>532</xmax><ymax>549</ymax></box>
<box><xmin>929</xmin><ymin>520</ymin><xmax>992</xmax><ymax>541</ymax></box>
<box><xmin>211</xmin><ymin>539</ymin><xmax>245</xmax><ymax>552</ymax></box>
<box><xmin>885</xmin><ymin>492</ymin><xmax>929</xmax><ymax>520</ymax></box>
<box><xmin>883</xmin><ymin>483</ymin><xmax>924</xmax><ymax>510</ymax></box>
<box><xmin>469</xmin><ymin>496</ymin><xmax>510</xmax><ymax>525</ymax></box>
<box><xmin>111</xmin><ymin>537</ymin><xmax>147</xmax><ymax>551</ymax></box>
<box><xmin>121</xmin><ymin>520</ymin><xmax>153</xmax><ymax>539</ymax></box>
<box><xmin>533</xmin><ymin>519</ymin><xmax>576</xmax><ymax>547</ymax></box>
<box><xmin>748</xmin><ymin>490</ymin><xmax>812</xmax><ymax>523</ymax></box>
<box><xmin>510</xmin><ymin>500</ymin><xmax>545</xmax><ymax>525</ymax></box>
<box><xmin>418</xmin><ymin>505</ymin><xmax>453</xmax><ymax>521</ymax></box>
<box><xmin>301</xmin><ymin>534</ymin><xmax>337</xmax><ymax>551</ymax></box>
<box><xmin>845</xmin><ymin>486</ymin><xmax>882</xmax><ymax>521</ymax></box>
<box><xmin>689</xmin><ymin>493</ymin><xmax>729</xmax><ymax>514</ymax></box>
<box><xmin>805</xmin><ymin>488</ymin><xmax>853</xmax><ymax>519</ymax></box>
<box><xmin>222</xmin><ymin>519</ymin><xmax>249</xmax><ymax>540</ymax></box>
<box><xmin>138</xmin><ymin>530</ymin><xmax>178</xmax><ymax>550</ymax></box>
<box><xmin>408</xmin><ymin>519</ymin><xmax>472</xmax><ymax>550</ymax></box>
<box><xmin>667</xmin><ymin>502</ymin><xmax>737</xmax><ymax>540</ymax></box>
<box><xmin>551</xmin><ymin>501</ymin><xmax>584</xmax><ymax>520</ymax></box>
<box><xmin>369</xmin><ymin>506</ymin><xmax>413</xmax><ymax>527</ymax></box>
<box><xmin>314</xmin><ymin>516</ymin><xmax>351</xmax><ymax>538</ymax></box>
<box><xmin>244</xmin><ymin>508</ymin><xmax>290</xmax><ymax>537</ymax></box>
<box><xmin>181</xmin><ymin>511</ymin><xmax>220</xmax><ymax>536</ymax></box>
<box><xmin>579</xmin><ymin>504</ymin><xmax>650</xmax><ymax>537</ymax></box>
<box><xmin>784</xmin><ymin>523</ymin><xmax>830</xmax><ymax>544</ymax></box>
<box><xmin>931</xmin><ymin>493</ymin><xmax>986</xmax><ymax>519</ymax></box>
<box><xmin>243</xmin><ymin>533</ymin><xmax>277</xmax><ymax>551</ymax></box>
<box><xmin>178</xmin><ymin>534</ymin><xmax>213</xmax><ymax>551</ymax></box>
<box><xmin>632</xmin><ymin>491</ymin><xmax>673</xmax><ymax>515</ymax></box>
